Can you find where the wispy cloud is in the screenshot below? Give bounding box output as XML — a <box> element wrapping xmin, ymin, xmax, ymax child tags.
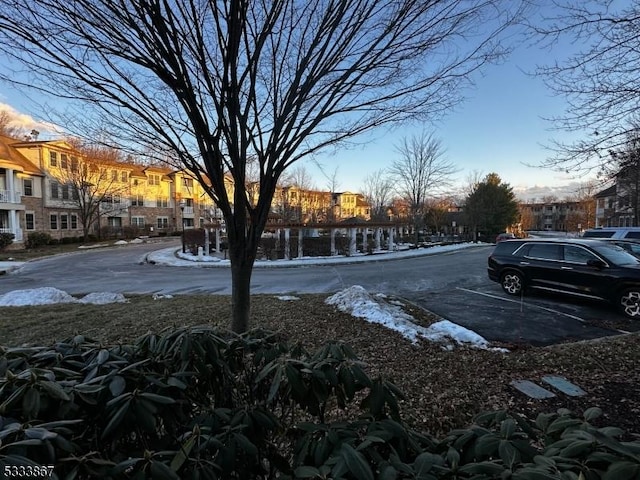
<box><xmin>0</xmin><ymin>102</ymin><xmax>61</xmax><ymax>136</ymax></box>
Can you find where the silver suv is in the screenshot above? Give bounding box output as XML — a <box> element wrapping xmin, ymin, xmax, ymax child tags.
<box><xmin>582</xmin><ymin>227</ymin><xmax>640</xmax><ymax>240</ymax></box>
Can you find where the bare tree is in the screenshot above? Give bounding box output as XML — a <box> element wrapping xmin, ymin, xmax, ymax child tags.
<box><xmin>0</xmin><ymin>110</ymin><xmax>25</xmax><ymax>138</ymax></box>
<box><xmin>390</xmin><ymin>132</ymin><xmax>458</xmax><ymax>244</ymax></box>
<box><xmin>281</xmin><ymin>165</ymin><xmax>316</xmax><ymax>191</ymax></box>
<box><xmin>0</xmin><ymin>0</ymin><xmax>525</xmax><ymax>332</ymax></box>
<box><xmin>532</xmin><ymin>1</ymin><xmax>640</xmax><ymax>174</ymax></box>
<box><xmin>360</xmin><ymin>169</ymin><xmax>394</xmax><ymax>221</ymax></box>
<box><xmin>53</xmin><ymin>142</ymin><xmax>132</xmax><ymax>241</ymax></box>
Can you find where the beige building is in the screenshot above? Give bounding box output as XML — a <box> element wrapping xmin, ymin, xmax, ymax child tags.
<box><xmin>1</xmin><ymin>134</ymin><xmax>370</xmax><ymax>247</ymax></box>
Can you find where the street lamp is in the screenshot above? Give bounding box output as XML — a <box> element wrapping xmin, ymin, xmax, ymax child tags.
<box><xmin>179</xmin><ymin>199</ymin><xmax>186</xmax><ymax>253</ymax></box>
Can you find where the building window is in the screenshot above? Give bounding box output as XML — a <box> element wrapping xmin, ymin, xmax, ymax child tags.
<box><xmin>121</xmin><ymin>171</ymin><xmax>128</xmax><ymax>183</ymax></box>
<box><xmin>108</xmin><ymin>217</ymin><xmax>122</xmax><ymax>227</ymax></box>
<box><xmin>60</xmin><ymin>154</ymin><xmax>68</xmax><ymax>169</ymax></box>
<box><xmin>132</xmin><ymin>216</ymin><xmax>145</xmax><ymax>227</ymax></box>
<box><xmin>25</xmin><ymin>212</ymin><xmax>35</xmax><ymax>230</ymax></box>
<box><xmin>148</xmin><ymin>174</ymin><xmax>160</xmax><ymax>186</ymax></box>
<box><xmin>157</xmin><ymin>217</ymin><xmax>169</xmax><ymax>229</ymax></box>
<box><xmin>182</xmin><ymin>177</ymin><xmax>193</xmax><ymax>188</ymax></box>
<box><xmin>60</xmin><ymin>214</ymin><xmax>69</xmax><ymax>229</ymax></box>
<box><xmin>50</xmin><ymin>214</ymin><xmax>58</xmax><ymax>230</ymax></box>
<box><xmin>184</xmin><ymin>218</ymin><xmax>195</xmax><ymax>228</ymax></box>
<box><xmin>49</xmin><ymin>151</ymin><xmax>58</xmax><ymax>167</ymax></box>
<box><xmin>71</xmin><ymin>214</ymin><xmax>78</xmax><ymax>229</ymax></box>
<box><xmin>70</xmin><ymin>156</ymin><xmax>79</xmax><ymax>172</ymax></box>
<box><xmin>156</xmin><ymin>196</ymin><xmax>168</xmax><ymax>208</ymax></box>
<box><xmin>23</xmin><ymin>179</ymin><xmax>33</xmax><ymax>196</ymax></box>
<box><xmin>112</xmin><ymin>170</ymin><xmax>118</xmax><ymax>182</ymax></box>
<box><xmin>131</xmin><ymin>195</ymin><xmax>144</xmax><ymax>207</ymax></box>
<box><xmin>50</xmin><ymin>181</ymin><xmax>59</xmax><ymax>199</ymax></box>
<box><xmin>61</xmin><ymin>184</ymin><xmax>70</xmax><ymax>200</ymax></box>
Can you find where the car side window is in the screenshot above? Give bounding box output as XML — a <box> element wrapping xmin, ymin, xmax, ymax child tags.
<box><xmin>525</xmin><ymin>244</ymin><xmax>562</xmax><ymax>261</ymax></box>
<box><xmin>563</xmin><ymin>245</ymin><xmax>599</xmax><ymax>264</ymax></box>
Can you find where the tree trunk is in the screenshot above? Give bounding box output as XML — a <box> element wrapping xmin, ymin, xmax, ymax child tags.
<box><xmin>230</xmin><ymin>256</ymin><xmax>252</xmax><ymax>334</ymax></box>
<box><xmin>228</xmin><ymin>232</ymin><xmax>258</xmax><ymax>334</ymax></box>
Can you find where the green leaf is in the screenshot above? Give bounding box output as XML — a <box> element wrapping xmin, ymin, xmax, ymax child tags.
<box><xmin>603</xmin><ymin>461</ymin><xmax>640</xmax><ymax>480</ymax></box>
<box><xmin>583</xmin><ymin>407</ymin><xmax>602</xmax><ymax>422</ymax></box>
<box><xmin>501</xmin><ymin>418</ymin><xmax>517</xmax><ymax>439</ymax></box>
<box><xmin>293</xmin><ymin>466</ymin><xmax>321</xmax><ymax>478</ymax></box>
<box><xmin>592</xmin><ymin>430</ymin><xmax>640</xmax><ymax>462</ymax></box>
<box><xmin>24</xmin><ymin>427</ymin><xmax>57</xmax><ymax>441</ymax></box>
<box><xmin>102</xmin><ymin>398</ymin><xmax>130</xmax><ymax>439</ymax></box>
<box><xmin>341</xmin><ymin>443</ymin><xmax>374</xmax><ymax>480</ymax></box>
<box><xmin>560</xmin><ymin>440</ymin><xmax>593</xmax><ymax>458</ymax></box>
<box><xmin>0</xmin><ymin>384</ymin><xmax>27</xmax><ymax>413</ymax></box>
<box><xmin>446</xmin><ymin>447</ymin><xmax>460</xmax><ymax>468</ymax></box>
<box><xmin>379</xmin><ymin>464</ymin><xmax>399</xmax><ymax>480</ymax></box>
<box><xmin>459</xmin><ymin>461</ymin><xmax>505</xmax><ymax>476</ymax></box>
<box><xmin>139</xmin><ymin>392</ymin><xmax>176</xmax><ymax>404</ymax></box>
<box><xmin>150</xmin><ymin>460</ymin><xmax>180</xmax><ymax>480</ymax></box>
<box><xmin>134</xmin><ymin>400</ymin><xmax>157</xmax><ymax>432</ymax></box>
<box><xmin>414</xmin><ymin>452</ymin><xmax>440</xmax><ymax>476</ymax></box>
<box><xmin>96</xmin><ymin>349</ymin><xmax>110</xmax><ymax>365</ymax></box>
<box><xmin>167</xmin><ymin>376</ymin><xmax>187</xmax><ymax>390</ymax></box>
<box><xmin>234</xmin><ymin>433</ymin><xmax>258</xmax><ymax>457</ymax></box>
<box><xmin>40</xmin><ymin>380</ymin><xmax>71</xmax><ymax>401</ymax></box>
<box><xmin>74</xmin><ymin>383</ymin><xmax>106</xmax><ymax>394</ymax></box>
<box><xmin>22</xmin><ymin>387</ymin><xmax>40</xmax><ymax>419</ymax></box>
<box><xmin>267</xmin><ymin>366</ymin><xmax>283</xmax><ymax>403</ymax></box>
<box><xmin>499</xmin><ymin>440</ymin><xmax>520</xmax><ymax>469</ymax></box>
<box><xmin>170</xmin><ymin>433</ymin><xmax>196</xmax><ymax>473</ymax></box>
<box><xmin>109</xmin><ymin>375</ymin><xmax>126</xmax><ymax>397</ymax></box>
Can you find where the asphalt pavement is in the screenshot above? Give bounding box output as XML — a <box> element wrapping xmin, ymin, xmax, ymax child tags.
<box><xmin>1</xmin><ymin>241</ymin><xmax>638</xmax><ymax>346</ymax></box>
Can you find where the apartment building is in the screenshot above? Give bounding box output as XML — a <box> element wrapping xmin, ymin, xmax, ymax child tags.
<box><xmin>519</xmin><ymin>199</ymin><xmax>595</xmax><ymax>232</ymax></box>
<box><xmin>271</xmin><ymin>186</ymin><xmax>371</xmax><ymax>223</ymax></box>
<box><xmin>0</xmin><ymin>135</ymin><xmax>234</xmax><ymax>245</ymax></box>
<box><xmin>1</xmin><ymin>134</ymin><xmax>372</xmax><ymax>247</ymax></box>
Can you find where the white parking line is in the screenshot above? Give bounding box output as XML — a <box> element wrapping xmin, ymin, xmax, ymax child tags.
<box><xmin>456</xmin><ymin>287</ymin><xmax>589</xmax><ymax>323</ymax></box>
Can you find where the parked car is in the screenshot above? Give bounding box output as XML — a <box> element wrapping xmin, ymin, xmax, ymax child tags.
<box><xmin>495</xmin><ymin>232</ymin><xmax>516</xmax><ymax>243</ymax></box>
<box><xmin>600</xmin><ymin>239</ymin><xmax>640</xmax><ymax>259</ymax></box>
<box><xmin>487</xmin><ymin>238</ymin><xmax>640</xmax><ymax>318</ymax></box>
<box><xmin>582</xmin><ymin>227</ymin><xmax>640</xmax><ymax>240</ymax></box>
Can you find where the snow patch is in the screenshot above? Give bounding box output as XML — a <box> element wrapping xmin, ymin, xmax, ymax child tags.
<box><xmin>78</xmin><ymin>292</ymin><xmax>128</xmax><ymax>305</ymax></box>
<box><xmin>153</xmin><ymin>293</ymin><xmax>174</xmax><ymax>300</ymax></box>
<box><xmin>0</xmin><ymin>287</ymin><xmax>128</xmax><ymax>307</ymax></box>
<box><xmin>0</xmin><ymin>287</ymin><xmax>77</xmax><ymax>306</ymax></box>
<box><xmin>325</xmin><ymin>285</ymin><xmax>505</xmax><ymax>351</ymax></box>
<box><xmin>276</xmin><ymin>295</ymin><xmax>300</xmax><ymax>301</ymax></box>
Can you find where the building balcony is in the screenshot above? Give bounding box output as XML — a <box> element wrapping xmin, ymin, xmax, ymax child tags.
<box><xmin>0</xmin><ymin>189</ymin><xmax>21</xmax><ymax>204</ymax></box>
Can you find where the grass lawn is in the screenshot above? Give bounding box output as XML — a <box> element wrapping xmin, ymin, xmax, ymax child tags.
<box><xmin>1</xmin><ymin>293</ymin><xmax>638</xmax><ymax>437</ymax></box>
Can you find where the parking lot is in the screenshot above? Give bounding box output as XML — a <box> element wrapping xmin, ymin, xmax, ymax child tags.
<box><xmin>413</xmin><ymin>284</ymin><xmax>640</xmax><ymax>346</ymax></box>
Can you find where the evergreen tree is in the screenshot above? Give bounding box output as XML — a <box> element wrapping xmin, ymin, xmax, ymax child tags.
<box><xmin>465</xmin><ymin>173</ymin><xmax>519</xmax><ymax>240</ymax></box>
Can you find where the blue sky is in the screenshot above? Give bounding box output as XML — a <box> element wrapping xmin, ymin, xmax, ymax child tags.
<box><xmin>306</xmin><ymin>35</ymin><xmax>592</xmax><ymax>199</ymax></box>
<box><xmin>0</xmin><ymin>4</ymin><xmax>597</xmax><ymax>201</ymax></box>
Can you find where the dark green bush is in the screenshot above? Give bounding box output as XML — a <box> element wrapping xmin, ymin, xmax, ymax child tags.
<box><xmin>1</xmin><ymin>328</ymin><xmax>638</xmax><ymax>479</ymax></box>
<box><xmin>24</xmin><ymin>232</ymin><xmax>53</xmax><ymax>249</ymax></box>
<box><xmin>0</xmin><ymin>232</ymin><xmax>14</xmax><ymax>251</ymax></box>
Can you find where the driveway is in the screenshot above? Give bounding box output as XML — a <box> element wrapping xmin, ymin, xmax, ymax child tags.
<box><xmin>1</xmin><ymin>241</ymin><xmax>637</xmax><ymax>345</ymax></box>
<box><xmin>408</xmin><ymin>284</ymin><xmax>640</xmax><ymax>346</ymax></box>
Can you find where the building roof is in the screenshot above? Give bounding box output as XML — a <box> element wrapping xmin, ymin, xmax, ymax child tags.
<box><xmin>594</xmin><ymin>184</ymin><xmax>617</xmax><ymax>198</ymax></box>
<box><xmin>0</xmin><ymin>135</ymin><xmax>43</xmax><ymax>176</ymax></box>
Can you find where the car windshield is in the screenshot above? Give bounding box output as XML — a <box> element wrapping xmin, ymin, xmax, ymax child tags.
<box><xmin>593</xmin><ymin>244</ymin><xmax>640</xmax><ymax>266</ymax></box>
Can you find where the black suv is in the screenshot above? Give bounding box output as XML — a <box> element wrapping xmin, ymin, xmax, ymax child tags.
<box><xmin>487</xmin><ymin>238</ymin><xmax>640</xmax><ymax>318</ymax></box>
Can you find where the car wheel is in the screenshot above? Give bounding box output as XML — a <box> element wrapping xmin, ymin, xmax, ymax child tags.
<box><xmin>618</xmin><ymin>288</ymin><xmax>640</xmax><ymax>319</ymax></box>
<box><xmin>501</xmin><ymin>271</ymin><xmax>524</xmax><ymax>296</ymax></box>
